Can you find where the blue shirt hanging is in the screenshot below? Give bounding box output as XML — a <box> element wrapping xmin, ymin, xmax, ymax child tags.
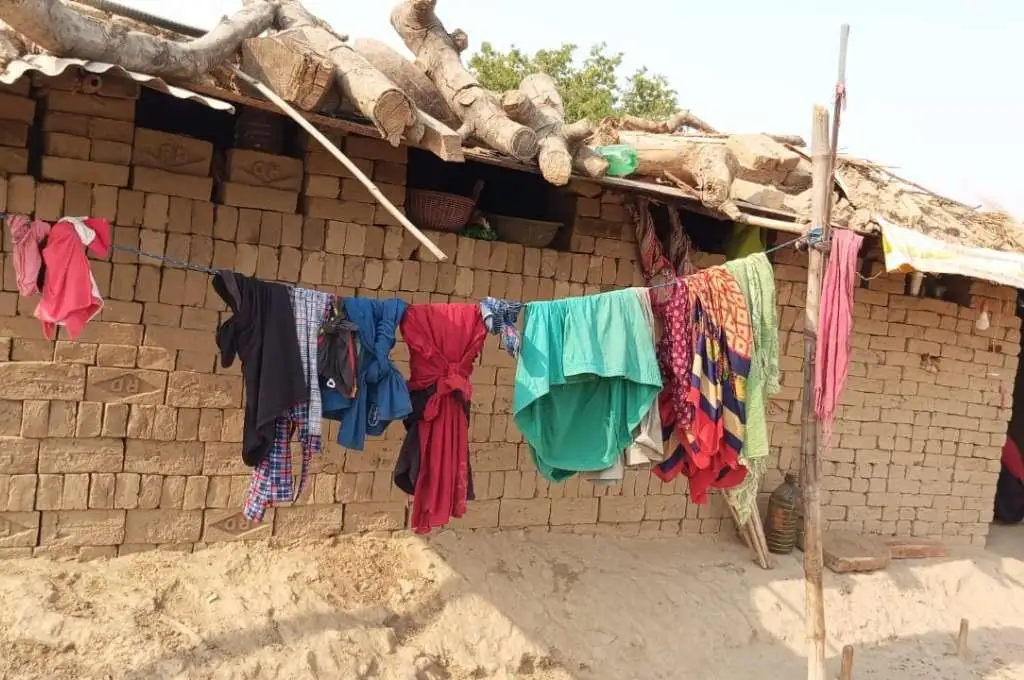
<box><xmin>321</xmin><ymin>297</ymin><xmax>412</xmax><ymax>450</ymax></box>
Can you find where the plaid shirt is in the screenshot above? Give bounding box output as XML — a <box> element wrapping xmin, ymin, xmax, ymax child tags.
<box><xmin>243</xmin><ymin>288</ymin><xmax>331</xmax><ymax>522</ymax></box>
<box><xmin>292</xmin><ymin>287</ymin><xmax>332</xmax><ymax>437</ymax></box>
<box><xmin>243</xmin><ymin>402</ymin><xmax>321</xmax><ymax>521</ymax></box>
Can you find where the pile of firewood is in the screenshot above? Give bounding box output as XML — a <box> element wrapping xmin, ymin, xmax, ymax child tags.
<box><xmin>0</xmin><ymin>0</ymin><xmax>814</xmax><ymax>217</ymax></box>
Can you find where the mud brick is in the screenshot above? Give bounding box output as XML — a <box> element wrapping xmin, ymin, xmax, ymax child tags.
<box><xmin>44</xmin><ymin>91</ymin><xmax>135</xmax><ymax>121</ymax></box>
<box><xmin>305</xmin><ymin>150</ymin><xmax>373</xmax><ymax>178</ymax></box>
<box><xmin>36</xmin><ymin>474</ymin><xmax>63</xmax><ymax>510</ymax></box>
<box><xmin>41</xmin><ymin>156</ymin><xmax>129</xmax><ymax>186</ymax></box>
<box><xmin>160</xmin><ymin>476</ymin><xmax>186</xmax><ymax>508</ymax></box>
<box><xmin>61</xmin><ymin>180</ymin><xmax>90</xmax><ymax>215</ymax></box>
<box><xmin>43</xmin><ymin>132</ymin><xmax>91</xmax><ymax>160</ymax></box>
<box><xmin>259</xmin><ymin>211</ymin><xmax>283</xmax><ymax>246</ymax></box>
<box><xmin>132</xmin><ymin>166</ymin><xmax>212</xmax><ymax>200</ymax></box>
<box><xmin>274</xmin><ymin>504</ymin><xmax>344</xmax><ymax>539</ymax></box>
<box><xmin>0</xmin><ymin>402</ymin><xmax>22</xmax><ymax>437</ymax></box>
<box><xmin>0</xmin><ymin>512</ymin><xmax>40</xmax><ymax>548</ymax></box>
<box><xmin>346</xmin><ymin>135</ymin><xmax>407</xmax><ymax>164</ymax></box>
<box><xmin>124</xmin><ymin>509</ymin><xmax>202</xmax><ymax>544</ymax></box>
<box><xmin>225</xmin><ymin>149</ymin><xmax>303</xmax><ymax>190</ymax></box>
<box><xmin>302</xmin><ymin>196</ymin><xmax>375</xmax><ymax>224</ymax></box>
<box><xmin>499</xmin><ymin>498</ymin><xmax>551</xmax><ymax>527</ymax></box>
<box><xmin>38</xmin><ymin>438</ymin><xmax>124</xmax><ymax>473</ymax></box>
<box><xmin>218</xmin><ymin>181</ymin><xmax>297</xmax><ymax>213</ymax></box>
<box><xmin>373</xmin><ymin>161</ymin><xmax>406</xmax><ymax>185</ymax></box>
<box><xmin>43</xmin><ymin>113</ymin><xmax>132</xmax><ymax>143</ymax></box>
<box><xmin>304</xmin><ymin>173</ymin><xmax>341</xmax><ymax>198</ymax></box>
<box><xmin>5</xmin><ymin>474</ymin><xmax>37</xmax><ymax>512</ymax></box>
<box><xmin>33</xmin><ymin>182</ymin><xmax>64</xmax><ymax>221</ymax></box>
<box><xmin>22</xmin><ymin>400</ymin><xmax>55</xmax><ymax>439</ymax></box>
<box><xmin>125</xmin><ymin>441</ymin><xmax>203</xmax><ymax>475</ymax></box>
<box><xmin>6</xmin><ymin>174</ymin><xmax>34</xmax><ymax>213</ymax></box>
<box><xmin>343</xmin><ymin>502</ymin><xmax>406</xmax><ymax>532</ymax></box>
<box><xmin>88</xmin><ymin>473</ymin><xmax>116</xmax><ymax>509</ymax></box>
<box><xmin>550</xmin><ymin>498</ymin><xmax>599</xmax><ymax>526</ymax></box>
<box><xmin>599</xmin><ymin>497</ymin><xmax>646</xmax><ymax>523</ymax></box>
<box><xmin>0</xmin><ymin>147</ymin><xmax>28</xmax><ymax>174</ymax></box>
<box><xmin>62</xmin><ymin>473</ymin><xmax>90</xmax><ymax>510</ymax></box>
<box><xmin>39</xmin><ymin>509</ymin><xmax>125</xmax><ymax>545</ymax></box>
<box><xmin>133</xmin><ymin>128</ymin><xmax>212</xmax><ymax>176</ymax></box>
<box><xmin>0</xmin><ymin>92</ymin><xmax>36</xmax><ymax>123</ymax></box>
<box><xmin>91</xmin><ymin>139</ymin><xmax>133</xmax><ymax>165</ymax></box>
<box><xmin>203</xmin><ymin>508</ymin><xmax>272</xmax><ymax>542</ymax></box>
<box><xmin>47</xmin><ymin>402</ymin><xmax>77</xmax><ymax>438</ymax></box>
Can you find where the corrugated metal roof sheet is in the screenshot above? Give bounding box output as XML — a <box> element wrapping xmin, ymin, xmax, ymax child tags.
<box><xmin>0</xmin><ymin>55</ymin><xmax>235</xmax><ymax>113</ymax></box>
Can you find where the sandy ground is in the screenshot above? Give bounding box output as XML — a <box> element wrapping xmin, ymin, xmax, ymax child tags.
<box><xmin>2</xmin><ymin>527</ymin><xmax>1024</xmax><ymax>680</ymax></box>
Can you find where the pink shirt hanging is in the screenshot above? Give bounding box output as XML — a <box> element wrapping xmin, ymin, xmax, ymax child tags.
<box><xmin>8</xmin><ymin>215</ymin><xmax>51</xmax><ymax>296</ymax></box>
<box><xmin>34</xmin><ymin>217</ymin><xmax>111</xmax><ymax>340</ymax></box>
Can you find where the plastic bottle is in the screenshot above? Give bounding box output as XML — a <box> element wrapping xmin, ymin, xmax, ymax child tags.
<box><xmin>594</xmin><ymin>144</ymin><xmax>639</xmax><ymax>177</ymax></box>
<box><xmin>765</xmin><ymin>473</ymin><xmax>800</xmax><ymax>554</ymax></box>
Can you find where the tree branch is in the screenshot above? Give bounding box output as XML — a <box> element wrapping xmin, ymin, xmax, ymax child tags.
<box><xmin>391</xmin><ymin>0</ymin><xmax>537</xmax><ymax>160</ymax></box>
<box><xmin>0</xmin><ymin>0</ymin><xmax>277</xmax><ymax>80</ymax></box>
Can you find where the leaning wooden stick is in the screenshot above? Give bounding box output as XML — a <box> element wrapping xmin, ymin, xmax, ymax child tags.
<box><xmin>957</xmin><ymin>618</ymin><xmax>969</xmax><ymax>657</ymax></box>
<box><xmin>229</xmin><ymin>65</ymin><xmax>449</xmax><ymax>262</ymax></box>
<box><xmin>839</xmin><ymin>645</ymin><xmax>854</xmax><ymax>680</ymax></box>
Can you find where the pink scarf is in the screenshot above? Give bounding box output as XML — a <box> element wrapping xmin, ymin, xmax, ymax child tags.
<box><xmin>8</xmin><ymin>214</ymin><xmax>51</xmax><ymax>296</ymax></box>
<box><xmin>814</xmin><ymin>229</ymin><xmax>863</xmax><ymax>436</ymax></box>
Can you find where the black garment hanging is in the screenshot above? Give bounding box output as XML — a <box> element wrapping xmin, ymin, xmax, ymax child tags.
<box><xmin>213</xmin><ymin>270</ymin><xmax>306</xmax><ymax>467</ymax></box>
<box><xmin>318</xmin><ymin>300</ymin><xmax>360</xmax><ymax>398</ymax></box>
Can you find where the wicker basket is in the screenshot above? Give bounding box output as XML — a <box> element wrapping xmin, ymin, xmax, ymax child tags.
<box><xmin>487</xmin><ymin>214</ymin><xmax>562</xmax><ymax>248</ymax></box>
<box><xmin>406</xmin><ymin>189</ymin><xmax>477</xmax><ymax>232</ymax></box>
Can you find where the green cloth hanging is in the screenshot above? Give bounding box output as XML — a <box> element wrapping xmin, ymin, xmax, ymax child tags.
<box><xmin>723</xmin><ymin>253</ymin><xmax>780</xmax><ymax>523</ymax></box>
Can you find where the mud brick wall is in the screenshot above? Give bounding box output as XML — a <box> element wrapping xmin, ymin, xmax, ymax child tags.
<box><xmin>0</xmin><ymin>82</ymin><xmax>1016</xmax><ymax>559</ymax></box>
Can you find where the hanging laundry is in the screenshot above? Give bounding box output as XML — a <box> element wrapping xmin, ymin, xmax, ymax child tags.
<box><xmin>814</xmin><ymin>229</ymin><xmax>864</xmax><ymax>437</ymax></box>
<box><xmin>33</xmin><ymin>216</ymin><xmax>111</xmax><ymax>340</ymax></box>
<box><xmin>655</xmin><ymin>278</ymin><xmax>695</xmax><ymax>432</ymax></box>
<box><xmin>480</xmin><ymin>297</ymin><xmax>523</xmax><ymax>356</ymax></box>
<box><xmin>584</xmin><ymin>287</ymin><xmax>665</xmax><ymax>485</ymax></box>
<box><xmin>723</xmin><ymin>253</ymin><xmax>781</xmax><ymax>523</ymax></box>
<box><xmin>318</xmin><ymin>300</ymin><xmax>360</xmax><ymax>398</ymax></box>
<box><xmin>624</xmin><ymin>287</ymin><xmax>665</xmax><ymax>465</ymax></box>
<box><xmin>655</xmin><ymin>267</ymin><xmax>753</xmax><ymax>503</ymax></box>
<box><xmin>244</xmin><ymin>287</ymin><xmax>331</xmax><ymax>521</ymax></box>
<box><xmin>322</xmin><ymin>297</ymin><xmax>412</xmax><ymax>451</ymax></box>
<box><xmin>514</xmin><ymin>288</ymin><xmax>662</xmax><ymax>482</ymax></box>
<box><xmin>723</xmin><ymin>223</ymin><xmax>767</xmax><ymax>259</ymax></box>
<box><xmin>213</xmin><ymin>271</ymin><xmax>305</xmax><ymax>467</ymax></box>
<box><xmin>395</xmin><ymin>303</ymin><xmax>487</xmax><ymax>533</ymax></box>
<box><xmin>627</xmin><ymin>197</ymin><xmax>677</xmax><ymax>306</ymax></box>
<box><xmin>8</xmin><ymin>214</ymin><xmax>51</xmax><ymax>296</ymax></box>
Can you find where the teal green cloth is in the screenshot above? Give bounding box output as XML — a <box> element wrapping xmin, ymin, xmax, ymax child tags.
<box><xmin>723</xmin><ymin>253</ymin><xmax>781</xmax><ymax>524</ymax></box>
<box><xmin>513</xmin><ymin>289</ymin><xmax>662</xmax><ymax>482</ymax></box>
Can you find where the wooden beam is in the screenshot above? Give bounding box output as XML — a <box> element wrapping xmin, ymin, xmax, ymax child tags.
<box><xmin>241</xmin><ymin>32</ymin><xmax>334</xmax><ymax>111</ymax></box>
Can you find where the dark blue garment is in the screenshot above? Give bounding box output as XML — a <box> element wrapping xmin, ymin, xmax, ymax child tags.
<box><xmin>321</xmin><ymin>297</ymin><xmax>412</xmax><ymax>450</ymax></box>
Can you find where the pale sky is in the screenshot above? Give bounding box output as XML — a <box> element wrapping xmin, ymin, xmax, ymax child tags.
<box><xmin>121</xmin><ymin>0</ymin><xmax>1023</xmax><ymax>218</ymax></box>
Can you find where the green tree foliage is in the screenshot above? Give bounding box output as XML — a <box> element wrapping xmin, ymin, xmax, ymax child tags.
<box><xmin>468</xmin><ymin>42</ymin><xmax>678</xmax><ymax>123</ymax></box>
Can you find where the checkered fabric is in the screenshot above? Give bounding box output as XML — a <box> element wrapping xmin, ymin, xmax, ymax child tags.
<box><xmin>292</xmin><ymin>287</ymin><xmax>332</xmax><ymax>437</ymax></box>
<box><xmin>243</xmin><ymin>401</ymin><xmax>321</xmax><ymax>522</ymax></box>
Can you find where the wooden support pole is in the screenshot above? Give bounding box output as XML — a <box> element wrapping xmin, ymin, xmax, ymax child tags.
<box><xmin>229</xmin><ymin>65</ymin><xmax>449</xmax><ymax>262</ymax></box>
<box><xmin>804</xmin><ymin>27</ymin><xmax>851</xmax><ymax>680</ymax></box>
<box><xmin>839</xmin><ymin>645</ymin><xmax>854</xmax><ymax>680</ymax></box>
<box><xmin>957</xmin><ymin>618</ymin><xmax>970</xmax><ymax>657</ymax></box>
<box><xmin>802</xmin><ymin>104</ymin><xmax>831</xmax><ymax>680</ymax></box>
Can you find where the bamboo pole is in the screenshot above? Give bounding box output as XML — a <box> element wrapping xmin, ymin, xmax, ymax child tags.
<box><xmin>229</xmin><ymin>65</ymin><xmax>449</xmax><ymax>262</ymax></box>
<box><xmin>802</xmin><ymin>104</ymin><xmax>831</xmax><ymax>680</ymax></box>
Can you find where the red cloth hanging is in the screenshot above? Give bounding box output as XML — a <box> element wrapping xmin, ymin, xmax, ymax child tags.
<box><xmin>400</xmin><ymin>303</ymin><xmax>487</xmax><ymax>534</ymax></box>
<box><xmin>35</xmin><ymin>217</ymin><xmax>111</xmax><ymax>340</ymax></box>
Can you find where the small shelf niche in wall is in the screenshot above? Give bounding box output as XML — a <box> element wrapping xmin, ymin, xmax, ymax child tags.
<box><xmin>406</xmin><ymin>147</ymin><xmax>572</xmax><ymax>250</ymax></box>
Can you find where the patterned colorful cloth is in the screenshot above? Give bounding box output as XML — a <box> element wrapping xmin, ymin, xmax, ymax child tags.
<box><xmin>655</xmin><ymin>280</ymin><xmax>695</xmax><ymax>431</ymax></box>
<box><xmin>243</xmin><ymin>402</ymin><xmax>321</xmax><ymax>521</ymax></box>
<box><xmin>655</xmin><ymin>267</ymin><xmax>753</xmax><ymax>503</ymax></box>
<box><xmin>724</xmin><ymin>253</ymin><xmax>781</xmax><ymax>524</ymax></box>
<box><xmin>480</xmin><ymin>297</ymin><xmax>523</xmax><ymax>357</ymax></box>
